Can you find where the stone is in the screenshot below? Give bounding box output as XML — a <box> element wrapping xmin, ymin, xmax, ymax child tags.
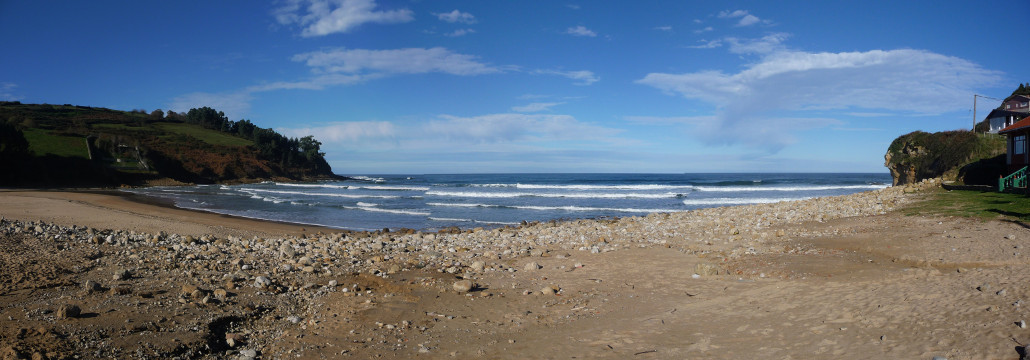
<box><xmin>328</xmin><ymin>280</ymin><xmax>338</xmax><ymax>288</ymax></box>
<box><xmin>524</xmin><ymin>262</ymin><xmax>541</xmax><ymax>271</ymax></box>
<box><xmin>302</xmin><ymin>266</ymin><xmax>315</xmax><ymax>273</ymax></box>
<box><xmin>57</xmin><ymin>304</ymin><xmax>81</xmax><ymax>319</ymax></box>
<box><xmin>280</xmin><ymin>244</ymin><xmax>296</xmax><ymax>258</ymax></box>
<box><xmin>470</xmin><ymin>261</ymin><xmax>485</xmax><ymax>272</ymax></box>
<box><xmin>286</xmin><ymin>315</ymin><xmax>301</xmax><ymax>324</ymax></box>
<box><xmin>113</xmin><ymin>269</ymin><xmax>131</xmax><ymax>281</ymax></box>
<box><xmin>387</xmin><ymin>264</ymin><xmax>401</xmax><ymax>274</ymax></box>
<box><xmin>238</xmin><ymin>349</ymin><xmax>258</xmax><ymax>360</ymax></box>
<box><xmin>977</xmin><ymin>283</ymin><xmax>990</xmax><ymax>292</ymax></box>
<box><xmin>254</xmin><ymin>276</ymin><xmax>272</xmax><ymax>288</ymax></box>
<box><xmin>453</xmin><ymin>280</ymin><xmax>474</xmax><ymax>293</ymax></box>
<box><xmin>214</xmin><ymin>289</ymin><xmax>228</xmax><ymax>301</ymax></box>
<box><xmin>1007</xmin><ymin>234</ymin><xmax>1017</xmax><ymax>240</ymax></box>
<box><xmin>298</xmin><ymin>256</ymin><xmax>313</xmax><ymax>266</ymax></box>
<box><xmin>539</xmin><ymin>286</ymin><xmax>555</xmax><ymax>295</ymax></box>
<box><xmin>83</xmin><ymin>280</ymin><xmax>101</xmax><ymax>294</ymax></box>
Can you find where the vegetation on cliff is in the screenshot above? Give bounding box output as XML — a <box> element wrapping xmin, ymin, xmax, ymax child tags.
<box><xmin>0</xmin><ymin>102</ymin><xmax>340</xmax><ymax>186</ymax></box>
<box><xmin>884</xmin><ymin>130</ymin><xmax>1006</xmax><ymax>186</ymax></box>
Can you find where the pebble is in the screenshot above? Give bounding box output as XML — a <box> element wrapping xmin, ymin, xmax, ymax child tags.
<box><xmin>328</xmin><ymin>280</ymin><xmax>338</xmax><ymax>288</ymax></box>
<box><xmin>238</xmin><ymin>349</ymin><xmax>257</xmax><ymax>360</ymax></box>
<box><xmin>1021</xmin><ymin>320</ymin><xmax>1027</xmax><ymax>329</ymax></box>
<box><xmin>254</xmin><ymin>276</ymin><xmax>272</xmax><ymax>288</ymax></box>
<box><xmin>286</xmin><ymin>315</ymin><xmax>301</xmax><ymax>324</ymax></box>
<box><xmin>539</xmin><ymin>286</ymin><xmax>555</xmax><ymax>295</ymax></box>
<box><xmin>524</xmin><ymin>262</ymin><xmax>541</xmax><ymax>271</ymax></box>
<box><xmin>83</xmin><ymin>280</ymin><xmax>101</xmax><ymax>293</ymax></box>
<box><xmin>470</xmin><ymin>261</ymin><xmax>485</xmax><ymax>272</ymax></box>
<box><xmin>452</xmin><ymin>280</ymin><xmax>474</xmax><ymax>293</ymax></box>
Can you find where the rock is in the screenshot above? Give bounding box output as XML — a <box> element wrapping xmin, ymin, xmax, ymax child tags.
<box><xmin>286</xmin><ymin>315</ymin><xmax>301</xmax><ymax>324</ymax></box>
<box><xmin>254</xmin><ymin>276</ymin><xmax>272</xmax><ymax>288</ymax></box>
<box><xmin>57</xmin><ymin>304</ymin><xmax>81</xmax><ymax>319</ymax></box>
<box><xmin>998</xmin><ymin>289</ymin><xmax>1008</xmax><ymax>296</ymax></box>
<box><xmin>453</xmin><ymin>280</ymin><xmax>474</xmax><ymax>293</ymax></box>
<box><xmin>214</xmin><ymin>289</ymin><xmax>228</xmax><ymax>301</ymax></box>
<box><xmin>280</xmin><ymin>244</ymin><xmax>296</xmax><ymax>258</ymax></box>
<box><xmin>238</xmin><ymin>349</ymin><xmax>257</xmax><ymax>360</ymax></box>
<box><xmin>977</xmin><ymin>283</ymin><xmax>990</xmax><ymax>292</ymax></box>
<box><xmin>328</xmin><ymin>280</ymin><xmax>338</xmax><ymax>288</ymax></box>
<box><xmin>302</xmin><ymin>266</ymin><xmax>315</xmax><ymax>273</ymax></box>
<box><xmin>1021</xmin><ymin>320</ymin><xmax>1027</xmax><ymax>329</ymax></box>
<box><xmin>387</xmin><ymin>264</ymin><xmax>401</xmax><ymax>274</ymax></box>
<box><xmin>524</xmin><ymin>262</ymin><xmax>541</xmax><ymax>271</ymax></box>
<box><xmin>1007</xmin><ymin>234</ymin><xmax>1017</xmax><ymax>240</ymax></box>
<box><xmin>539</xmin><ymin>286</ymin><xmax>555</xmax><ymax>295</ymax></box>
<box><xmin>470</xmin><ymin>261</ymin><xmax>485</xmax><ymax>272</ymax></box>
<box><xmin>83</xmin><ymin>280</ymin><xmax>101</xmax><ymax>294</ymax></box>
<box><xmin>298</xmin><ymin>256</ymin><xmax>313</xmax><ymax>266</ymax></box>
<box><xmin>113</xmin><ymin>269</ymin><xmax>131</xmax><ymax>281</ymax></box>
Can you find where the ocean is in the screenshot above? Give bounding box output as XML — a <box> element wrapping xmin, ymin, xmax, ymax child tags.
<box><xmin>125</xmin><ymin>173</ymin><xmax>892</xmax><ymax>232</ymax></box>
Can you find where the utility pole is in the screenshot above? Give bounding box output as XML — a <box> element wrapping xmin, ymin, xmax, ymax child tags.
<box><xmin>974</xmin><ymin>94</ymin><xmax>1004</xmax><ymax>133</ymax></box>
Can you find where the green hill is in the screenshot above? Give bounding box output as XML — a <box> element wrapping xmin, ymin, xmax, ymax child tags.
<box><xmin>0</xmin><ymin>102</ymin><xmax>341</xmax><ymax>186</ymax></box>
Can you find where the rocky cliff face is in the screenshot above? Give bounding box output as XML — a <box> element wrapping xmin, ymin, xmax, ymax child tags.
<box><xmin>884</xmin><ymin>130</ymin><xmax>1006</xmax><ymax>186</ymax></box>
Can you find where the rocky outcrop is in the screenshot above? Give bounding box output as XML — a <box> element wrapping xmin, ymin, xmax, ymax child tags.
<box><xmin>885</xmin><ymin>130</ymin><xmax>1006</xmax><ymax>186</ymax></box>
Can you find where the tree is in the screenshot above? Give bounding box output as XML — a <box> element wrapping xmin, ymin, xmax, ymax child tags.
<box><xmin>149</xmin><ymin>109</ymin><xmax>164</xmax><ymax>121</ymax></box>
<box><xmin>299</xmin><ymin>135</ymin><xmax>324</xmax><ymax>162</ymax></box>
<box><xmin>0</xmin><ymin>122</ymin><xmax>30</xmax><ymax>163</ymax></box>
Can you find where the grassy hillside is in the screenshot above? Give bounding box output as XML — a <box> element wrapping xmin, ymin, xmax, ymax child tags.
<box><xmin>884</xmin><ymin>130</ymin><xmax>1006</xmax><ymax>186</ymax></box>
<box><xmin>0</xmin><ymin>102</ymin><xmax>339</xmax><ymax>186</ymax></box>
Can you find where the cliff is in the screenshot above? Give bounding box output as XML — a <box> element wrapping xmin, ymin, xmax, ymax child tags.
<box><xmin>884</xmin><ymin>130</ymin><xmax>1006</xmax><ymax>186</ymax></box>
<box><xmin>0</xmin><ymin>102</ymin><xmax>342</xmax><ymax>187</ymax></box>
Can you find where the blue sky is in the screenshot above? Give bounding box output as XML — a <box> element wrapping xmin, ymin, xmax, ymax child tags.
<box><xmin>1</xmin><ymin>1</ymin><xmax>1027</xmax><ymax>174</ymax></box>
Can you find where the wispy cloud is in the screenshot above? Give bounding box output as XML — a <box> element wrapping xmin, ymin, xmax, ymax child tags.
<box><xmin>717</xmin><ymin>9</ymin><xmax>765</xmax><ymax>27</ymax></box>
<box><xmin>565</xmin><ymin>25</ymin><xmax>597</xmax><ymax>37</ymax></box>
<box><xmin>445</xmin><ymin>28</ymin><xmax>475</xmax><ymax>37</ymax></box>
<box><xmin>512</xmin><ymin>102</ymin><xmax>564</xmax><ymax>113</ymax></box>
<box><xmin>274</xmin><ymin>0</ymin><xmax>413</xmax><ymax>37</ymax></box>
<box><xmin>279</xmin><ymin>113</ymin><xmax>624</xmax><ymax>150</ymax></box>
<box><xmin>435</xmin><ymin>9</ymin><xmax>476</xmax><ymax>24</ymax></box>
<box><xmin>654</xmin><ymin>26</ymin><xmax>672</xmax><ymax>32</ymax></box>
<box><xmin>0</xmin><ymin>82</ymin><xmax>23</xmax><ymax>101</ymax></box>
<box><xmin>278</xmin><ymin>121</ymin><xmax>396</xmax><ymax>142</ymax></box>
<box><xmin>637</xmin><ymin>42</ymin><xmax>1003</xmax><ymax>149</ymax></box>
<box><xmin>292</xmin><ymin>47</ymin><xmax>500</xmax><ymax>75</ymax></box>
<box><xmin>687</xmin><ymin>39</ymin><xmax>722</xmax><ymax>49</ymax></box>
<box><xmin>533</xmin><ymin>69</ymin><xmax>599</xmax><ymax>85</ymax></box>
<box><xmin>693</xmin><ymin>26</ymin><xmax>713</xmax><ymax>34</ymax></box>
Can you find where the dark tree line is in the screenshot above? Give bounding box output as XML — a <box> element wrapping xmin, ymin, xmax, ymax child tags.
<box><xmin>181</xmin><ymin>107</ymin><xmax>329</xmax><ymax>171</ymax></box>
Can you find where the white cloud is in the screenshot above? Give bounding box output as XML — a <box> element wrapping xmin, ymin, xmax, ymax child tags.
<box><xmin>168</xmin><ymin>91</ymin><xmax>254</xmax><ymax>120</ymax></box>
<box><xmin>565</xmin><ymin>25</ymin><xmax>597</xmax><ymax>37</ymax></box>
<box><xmin>567</xmin><ymin>4</ymin><xmax>581</xmax><ymax>10</ymax></box>
<box><xmin>0</xmin><ymin>82</ymin><xmax>23</xmax><ymax>101</ymax></box>
<box><xmin>278</xmin><ymin>121</ymin><xmax>396</xmax><ymax>142</ymax></box>
<box><xmin>292</xmin><ymin>47</ymin><xmax>500</xmax><ymax>75</ymax></box>
<box><xmin>277</xmin><ymin>113</ymin><xmax>624</xmax><ymax>150</ymax></box>
<box><xmin>435</xmin><ymin>9</ymin><xmax>475</xmax><ymax>24</ymax></box>
<box><xmin>717</xmin><ymin>9</ymin><xmax>764</xmax><ymax>27</ymax></box>
<box><xmin>636</xmin><ymin>45</ymin><xmax>1003</xmax><ymax>149</ymax></box>
<box><xmin>425</xmin><ymin>114</ymin><xmax>621</xmax><ymax>143</ymax></box>
<box><xmin>445</xmin><ymin>28</ymin><xmax>475</xmax><ymax>37</ymax></box>
<box><xmin>274</xmin><ymin>0</ymin><xmax>413</xmax><ymax>37</ymax></box>
<box><xmin>533</xmin><ymin>69</ymin><xmax>599</xmax><ymax>85</ymax></box>
<box><xmin>737</xmin><ymin>14</ymin><xmax>760</xmax><ymax>26</ymax></box>
<box><xmin>687</xmin><ymin>39</ymin><xmax>722</xmax><ymax>49</ymax></box>
<box><xmin>512</xmin><ymin>102</ymin><xmax>564</xmax><ymax>113</ymax></box>
<box><xmin>654</xmin><ymin>26</ymin><xmax>672</xmax><ymax>32</ymax></box>
<box><xmin>726</xmin><ymin>33</ymin><xmax>789</xmax><ymax>54</ymax></box>
<box><xmin>694</xmin><ymin>26</ymin><xmax>713</xmax><ymax>34</ymax></box>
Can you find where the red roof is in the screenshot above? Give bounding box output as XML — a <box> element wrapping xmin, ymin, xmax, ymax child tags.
<box><xmin>1000</xmin><ymin>116</ymin><xmax>1030</xmax><ymax>134</ymax></box>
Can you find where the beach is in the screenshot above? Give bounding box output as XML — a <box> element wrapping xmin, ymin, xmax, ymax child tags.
<box><xmin>3</xmin><ymin>181</ymin><xmax>1030</xmax><ymax>359</ymax></box>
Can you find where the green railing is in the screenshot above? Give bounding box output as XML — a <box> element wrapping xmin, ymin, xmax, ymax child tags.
<box><xmin>1000</xmin><ymin>166</ymin><xmax>1028</xmax><ymax>192</ymax></box>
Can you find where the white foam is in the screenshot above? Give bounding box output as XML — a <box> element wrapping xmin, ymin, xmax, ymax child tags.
<box><xmin>515</xmin><ymin>183</ymin><xmax>694</xmax><ymax>191</ymax></box>
<box><xmin>356</xmin><ymin>202</ymin><xmax>378</xmax><ymax>207</ymax></box>
<box><xmin>694</xmin><ymin>184</ymin><xmax>888</xmax><ymax>192</ymax></box>
<box><xmin>350</xmin><ymin>185</ymin><xmax>430</xmax><ymax>191</ymax></box>
<box><xmin>244</xmin><ymin>189</ymin><xmax>400</xmax><ymax>199</ymax></box>
<box><xmin>681</xmin><ymin>197</ymin><xmax>811</xmax><ymax>205</ymax></box>
<box><xmin>426</xmin><ymin>202</ymin><xmax>683</xmax><ymax>213</ymax></box>
<box><xmin>426</xmin><ymin>190</ymin><xmax>679</xmax><ymax>199</ymax></box>
<box><xmin>351</xmin><ymin>176</ymin><xmax>386</xmax><ymax>183</ymax></box>
<box><xmin>274</xmin><ymin>182</ymin><xmax>350</xmax><ymax>189</ymax></box>
<box><xmin>341</xmin><ymin>206</ymin><xmax>429</xmax><ymax>216</ymax></box>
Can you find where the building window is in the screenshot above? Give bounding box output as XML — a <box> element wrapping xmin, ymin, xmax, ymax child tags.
<box><xmin>1007</xmin><ymin>104</ymin><xmax>1012</xmax><ymax>109</ymax></box>
<box><xmin>1016</xmin><ymin>135</ymin><xmax>1027</xmax><ymax>155</ymax></box>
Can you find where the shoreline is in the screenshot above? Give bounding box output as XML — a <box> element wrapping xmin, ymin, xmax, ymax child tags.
<box><xmin>9</xmin><ymin>178</ymin><xmax>1030</xmax><ymax>359</ymax></box>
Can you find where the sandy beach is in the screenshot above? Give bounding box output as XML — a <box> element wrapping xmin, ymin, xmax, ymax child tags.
<box><xmin>3</xmin><ymin>182</ymin><xmax>1030</xmax><ymax>359</ymax></box>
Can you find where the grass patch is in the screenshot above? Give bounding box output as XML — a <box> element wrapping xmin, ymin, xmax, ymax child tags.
<box><xmin>905</xmin><ymin>188</ymin><xmax>1030</xmax><ymax>222</ymax></box>
<box><xmin>93</xmin><ymin>123</ymin><xmax>143</xmax><ymax>131</ymax></box>
<box><xmin>155</xmin><ymin>122</ymin><xmax>253</xmax><ymax>147</ymax></box>
<box><xmin>22</xmin><ymin>128</ymin><xmax>89</xmax><ymax>158</ymax></box>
